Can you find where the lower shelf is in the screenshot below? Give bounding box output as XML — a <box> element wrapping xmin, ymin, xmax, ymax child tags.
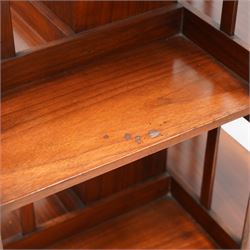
<box><xmin>49</xmin><ymin>198</ymin><xmax>216</xmax><ymax>249</ymax></box>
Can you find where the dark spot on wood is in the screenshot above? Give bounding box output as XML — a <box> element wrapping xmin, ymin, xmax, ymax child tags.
<box><xmin>103</xmin><ymin>134</ymin><xmax>109</xmax><ymax>139</ymax></box>
<box><xmin>124</xmin><ymin>133</ymin><xmax>132</xmax><ymax>141</ymax></box>
<box><xmin>135</xmin><ymin>135</ymin><xmax>142</xmax><ymax>144</ymax></box>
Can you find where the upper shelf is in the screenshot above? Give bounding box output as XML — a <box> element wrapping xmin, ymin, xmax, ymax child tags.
<box><xmin>1</xmin><ymin>36</ymin><xmax>249</xmax><ymax>212</ymax></box>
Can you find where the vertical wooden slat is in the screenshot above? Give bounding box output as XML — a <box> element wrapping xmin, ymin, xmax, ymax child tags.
<box><xmin>241</xmin><ymin>195</ymin><xmax>250</xmax><ymax>249</ymax></box>
<box><xmin>220</xmin><ymin>0</ymin><xmax>238</xmax><ymax>35</ymax></box>
<box><xmin>200</xmin><ymin>127</ymin><xmax>220</xmax><ymax>209</ymax></box>
<box><xmin>20</xmin><ymin>203</ymin><xmax>36</xmax><ymax>235</ymax></box>
<box><xmin>1</xmin><ymin>0</ymin><xmax>15</xmax><ymax>59</ymax></box>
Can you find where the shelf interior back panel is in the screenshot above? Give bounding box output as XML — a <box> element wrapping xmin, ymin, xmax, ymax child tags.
<box><xmin>1</xmin><ymin>35</ymin><xmax>249</xmax><ymax>212</ymax></box>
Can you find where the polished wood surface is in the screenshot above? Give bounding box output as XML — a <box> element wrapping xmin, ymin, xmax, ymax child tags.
<box><xmin>11</xmin><ymin>1</ymin><xmax>72</xmax><ymax>42</ymax></box>
<box><xmin>1</xmin><ymin>1</ymin><xmax>15</xmax><ymax>59</ymax></box>
<box><xmin>3</xmin><ymin>176</ymin><xmax>169</xmax><ymax>249</ymax></box>
<box><xmin>1</xmin><ymin>36</ymin><xmax>249</xmax><ymax>213</ymax></box>
<box><xmin>183</xmin><ymin>9</ymin><xmax>249</xmax><ymax>81</ymax></box>
<box><xmin>49</xmin><ymin>198</ymin><xmax>216</xmax><ymax>249</ymax></box>
<box><xmin>172</xmin><ymin>179</ymin><xmax>238</xmax><ymax>249</ymax></box>
<box><xmin>44</xmin><ymin>1</ymin><xmax>175</xmax><ymax>32</ymax></box>
<box><xmin>168</xmin><ymin>129</ymin><xmax>250</xmax><ymax>241</ymax></box>
<box><xmin>74</xmin><ymin>150</ymin><xmax>166</xmax><ymax>204</ymax></box>
<box><xmin>2</xmin><ymin>5</ymin><xmax>181</xmax><ymax>92</ymax></box>
<box><xmin>182</xmin><ymin>0</ymin><xmax>250</xmax><ymax>46</ymax></box>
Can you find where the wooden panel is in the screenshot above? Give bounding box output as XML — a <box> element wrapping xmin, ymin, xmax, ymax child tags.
<box><xmin>73</xmin><ymin>1</ymin><xmax>174</xmax><ymax>32</ymax></box>
<box><xmin>172</xmin><ymin>179</ymin><xmax>239</xmax><ymax>249</ymax></box>
<box><xmin>42</xmin><ymin>1</ymin><xmax>74</xmax><ymax>28</ymax></box>
<box><xmin>220</xmin><ymin>0</ymin><xmax>238</xmax><ymax>35</ymax></box>
<box><xmin>1</xmin><ymin>36</ymin><xmax>249</xmax><ymax>213</ymax></box>
<box><xmin>200</xmin><ymin>128</ymin><xmax>220</xmax><ymax>209</ymax></box>
<box><xmin>50</xmin><ymin>198</ymin><xmax>216</xmax><ymax>249</ymax></box>
<box><xmin>1</xmin><ymin>1</ymin><xmax>15</xmax><ymax>59</ymax></box>
<box><xmin>183</xmin><ymin>9</ymin><xmax>249</xmax><ymax>82</ymax></box>
<box><xmin>74</xmin><ymin>150</ymin><xmax>166</xmax><ymax>203</ymax></box>
<box><xmin>2</xmin><ymin>5</ymin><xmax>181</xmax><ymax>92</ymax></box>
<box><xmin>44</xmin><ymin>1</ymin><xmax>175</xmax><ymax>32</ymax></box>
<box><xmin>3</xmin><ymin>176</ymin><xmax>170</xmax><ymax>249</ymax></box>
<box><xmin>19</xmin><ymin>204</ymin><xmax>36</xmax><ymax>235</ymax></box>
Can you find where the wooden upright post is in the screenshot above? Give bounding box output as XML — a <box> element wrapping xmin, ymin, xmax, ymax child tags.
<box><xmin>220</xmin><ymin>0</ymin><xmax>238</xmax><ymax>35</ymax></box>
<box><xmin>200</xmin><ymin>128</ymin><xmax>220</xmax><ymax>209</ymax></box>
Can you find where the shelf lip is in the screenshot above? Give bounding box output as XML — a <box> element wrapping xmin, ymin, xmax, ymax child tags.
<box><xmin>1</xmin><ymin>36</ymin><xmax>249</xmax><ymax>213</ymax></box>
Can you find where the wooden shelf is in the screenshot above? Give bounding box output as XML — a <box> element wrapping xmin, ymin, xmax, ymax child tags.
<box><xmin>49</xmin><ymin>198</ymin><xmax>217</xmax><ymax>249</ymax></box>
<box><xmin>1</xmin><ymin>36</ymin><xmax>249</xmax><ymax>212</ymax></box>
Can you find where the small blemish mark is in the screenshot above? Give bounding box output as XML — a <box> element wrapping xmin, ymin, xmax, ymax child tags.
<box><xmin>148</xmin><ymin>129</ymin><xmax>161</xmax><ymax>138</ymax></box>
<box><xmin>103</xmin><ymin>134</ymin><xmax>109</xmax><ymax>139</ymax></box>
<box><xmin>124</xmin><ymin>133</ymin><xmax>132</xmax><ymax>141</ymax></box>
<box><xmin>135</xmin><ymin>135</ymin><xmax>142</xmax><ymax>144</ymax></box>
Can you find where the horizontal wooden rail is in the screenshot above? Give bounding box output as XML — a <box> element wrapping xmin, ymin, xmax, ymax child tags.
<box><xmin>2</xmin><ymin>4</ymin><xmax>181</xmax><ymax>93</ymax></box>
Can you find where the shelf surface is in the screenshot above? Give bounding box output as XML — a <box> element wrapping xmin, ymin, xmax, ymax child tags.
<box><xmin>50</xmin><ymin>198</ymin><xmax>216</xmax><ymax>249</ymax></box>
<box><xmin>1</xmin><ymin>36</ymin><xmax>249</xmax><ymax>211</ymax></box>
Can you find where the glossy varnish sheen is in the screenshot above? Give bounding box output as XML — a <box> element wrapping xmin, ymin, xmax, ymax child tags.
<box><xmin>49</xmin><ymin>198</ymin><xmax>216</xmax><ymax>249</ymax></box>
<box><xmin>1</xmin><ymin>36</ymin><xmax>249</xmax><ymax>212</ymax></box>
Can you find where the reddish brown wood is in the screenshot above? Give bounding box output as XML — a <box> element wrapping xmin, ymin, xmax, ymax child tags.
<box><xmin>44</xmin><ymin>1</ymin><xmax>176</xmax><ymax>32</ymax></box>
<box><xmin>2</xmin><ymin>5</ymin><xmax>181</xmax><ymax>93</ymax></box>
<box><xmin>1</xmin><ymin>37</ymin><xmax>248</xmax><ymax>214</ymax></box>
<box><xmin>50</xmin><ymin>199</ymin><xmax>216</xmax><ymax>249</ymax></box>
<box><xmin>220</xmin><ymin>0</ymin><xmax>238</xmax><ymax>36</ymax></box>
<box><xmin>11</xmin><ymin>1</ymin><xmax>73</xmax><ymax>42</ymax></box>
<box><xmin>183</xmin><ymin>9</ymin><xmax>249</xmax><ymax>82</ymax></box>
<box><xmin>74</xmin><ymin>150</ymin><xmax>166</xmax><ymax>204</ymax></box>
<box><xmin>200</xmin><ymin>128</ymin><xmax>220</xmax><ymax>209</ymax></box>
<box><xmin>4</xmin><ymin>175</ymin><xmax>170</xmax><ymax>249</ymax></box>
<box><xmin>1</xmin><ymin>1</ymin><xmax>15</xmax><ymax>59</ymax></box>
<box><xmin>171</xmin><ymin>178</ymin><xmax>239</xmax><ymax>249</ymax></box>
<box><xmin>19</xmin><ymin>203</ymin><xmax>36</xmax><ymax>235</ymax></box>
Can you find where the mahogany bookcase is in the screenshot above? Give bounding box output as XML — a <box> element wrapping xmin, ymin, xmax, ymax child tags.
<box><xmin>1</xmin><ymin>1</ymin><xmax>249</xmax><ymax>249</ymax></box>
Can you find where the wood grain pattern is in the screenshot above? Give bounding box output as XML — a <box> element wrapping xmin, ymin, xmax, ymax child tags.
<box><xmin>1</xmin><ymin>1</ymin><xmax>15</xmax><ymax>59</ymax></box>
<box><xmin>44</xmin><ymin>1</ymin><xmax>175</xmax><ymax>32</ymax></box>
<box><xmin>11</xmin><ymin>6</ymin><xmax>46</xmax><ymax>52</ymax></box>
<box><xmin>2</xmin><ymin>5</ymin><xmax>181</xmax><ymax>92</ymax></box>
<box><xmin>50</xmin><ymin>198</ymin><xmax>216</xmax><ymax>249</ymax></box>
<box><xmin>183</xmin><ymin>8</ymin><xmax>249</xmax><ymax>82</ymax></box>
<box><xmin>74</xmin><ymin>150</ymin><xmax>166</xmax><ymax>204</ymax></box>
<box><xmin>172</xmin><ymin>178</ymin><xmax>239</xmax><ymax>249</ymax></box>
<box><xmin>11</xmin><ymin>1</ymin><xmax>73</xmax><ymax>42</ymax></box>
<box><xmin>200</xmin><ymin>127</ymin><xmax>220</xmax><ymax>209</ymax></box>
<box><xmin>1</xmin><ymin>36</ymin><xmax>249</xmax><ymax>213</ymax></box>
<box><xmin>220</xmin><ymin>0</ymin><xmax>238</xmax><ymax>36</ymax></box>
<box><xmin>3</xmin><ymin>175</ymin><xmax>170</xmax><ymax>249</ymax></box>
